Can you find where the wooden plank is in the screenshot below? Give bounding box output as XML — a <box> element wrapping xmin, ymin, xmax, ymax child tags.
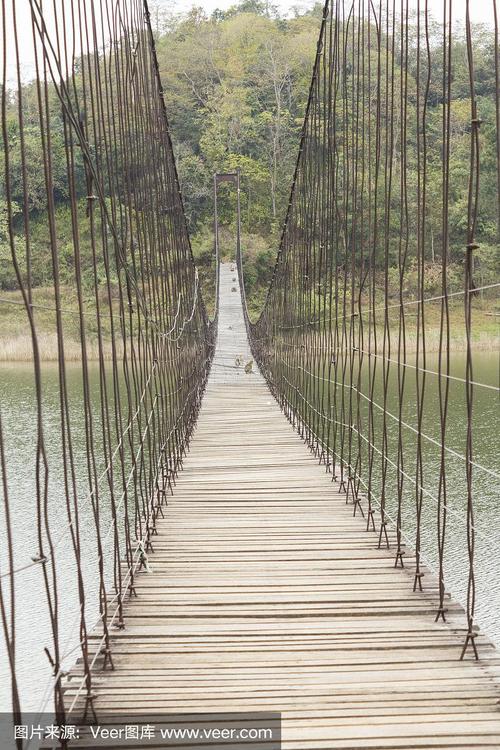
<box><xmin>65</xmin><ymin>264</ymin><xmax>500</xmax><ymax>749</ymax></box>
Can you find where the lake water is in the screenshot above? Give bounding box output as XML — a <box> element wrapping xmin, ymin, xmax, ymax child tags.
<box><xmin>0</xmin><ymin>352</ymin><xmax>499</xmax><ymax>712</ymax></box>
<box><xmin>0</xmin><ymin>362</ymin><xmax>118</xmax><ymax>714</ymax></box>
<box><xmin>311</xmin><ymin>350</ymin><xmax>500</xmax><ymax>641</ymax></box>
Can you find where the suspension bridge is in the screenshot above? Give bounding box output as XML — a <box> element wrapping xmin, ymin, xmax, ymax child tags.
<box><xmin>0</xmin><ymin>0</ymin><xmax>499</xmax><ymax>748</ymax></box>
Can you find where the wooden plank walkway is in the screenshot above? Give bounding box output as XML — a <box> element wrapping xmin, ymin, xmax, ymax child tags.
<box><xmin>66</xmin><ymin>264</ymin><xmax>500</xmax><ymax>748</ymax></box>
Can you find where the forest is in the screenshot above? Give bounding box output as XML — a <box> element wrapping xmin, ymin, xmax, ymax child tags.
<box><xmin>153</xmin><ymin>0</ymin><xmax>499</xmax><ymax>316</ymax></box>
<box><xmin>0</xmin><ymin>0</ymin><xmax>498</xmax><ymax>354</ymax></box>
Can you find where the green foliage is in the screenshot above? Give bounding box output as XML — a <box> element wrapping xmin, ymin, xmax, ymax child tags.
<box><xmin>151</xmin><ymin>1</ymin><xmax>321</xmax><ymax>305</ymax></box>
<box><xmin>153</xmin><ymin>4</ymin><xmax>499</xmax><ymax>310</ymax></box>
<box><xmin>156</xmin><ymin>1</ymin><xmax>319</xmax><ymax>238</ymax></box>
<box><xmin>0</xmin><ymin>199</ymin><xmax>22</xmax><ymax>290</ymax></box>
<box><xmin>0</xmin><ymin>1</ymin><xmax>498</xmax><ymax>323</ymax></box>
<box><xmin>4</xmin><ymin>122</ymin><xmax>83</xmax><ymax>212</ymax></box>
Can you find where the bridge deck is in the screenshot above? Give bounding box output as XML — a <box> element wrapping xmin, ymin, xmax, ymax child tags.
<box><xmin>67</xmin><ymin>265</ymin><xmax>500</xmax><ymax>748</ymax></box>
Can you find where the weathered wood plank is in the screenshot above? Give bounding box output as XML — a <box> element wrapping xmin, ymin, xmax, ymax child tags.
<box><xmin>66</xmin><ymin>265</ymin><xmax>500</xmax><ymax>748</ymax></box>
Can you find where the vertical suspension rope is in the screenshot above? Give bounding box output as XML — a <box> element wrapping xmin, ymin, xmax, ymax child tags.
<box><xmin>240</xmin><ymin>0</ymin><xmax>500</xmax><ymax>660</ymax></box>
<box><xmin>0</xmin><ymin>0</ymin><xmax>215</xmax><ymax>728</ymax></box>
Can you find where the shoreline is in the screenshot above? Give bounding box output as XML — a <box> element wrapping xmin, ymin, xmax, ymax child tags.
<box><xmin>0</xmin><ymin>334</ymin><xmax>121</xmax><ymax>362</ymax></box>
<box><xmin>0</xmin><ymin>286</ymin><xmax>497</xmax><ymax>362</ymax></box>
<box><xmin>0</xmin><ymin>331</ymin><xmax>498</xmax><ymax>362</ymax></box>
